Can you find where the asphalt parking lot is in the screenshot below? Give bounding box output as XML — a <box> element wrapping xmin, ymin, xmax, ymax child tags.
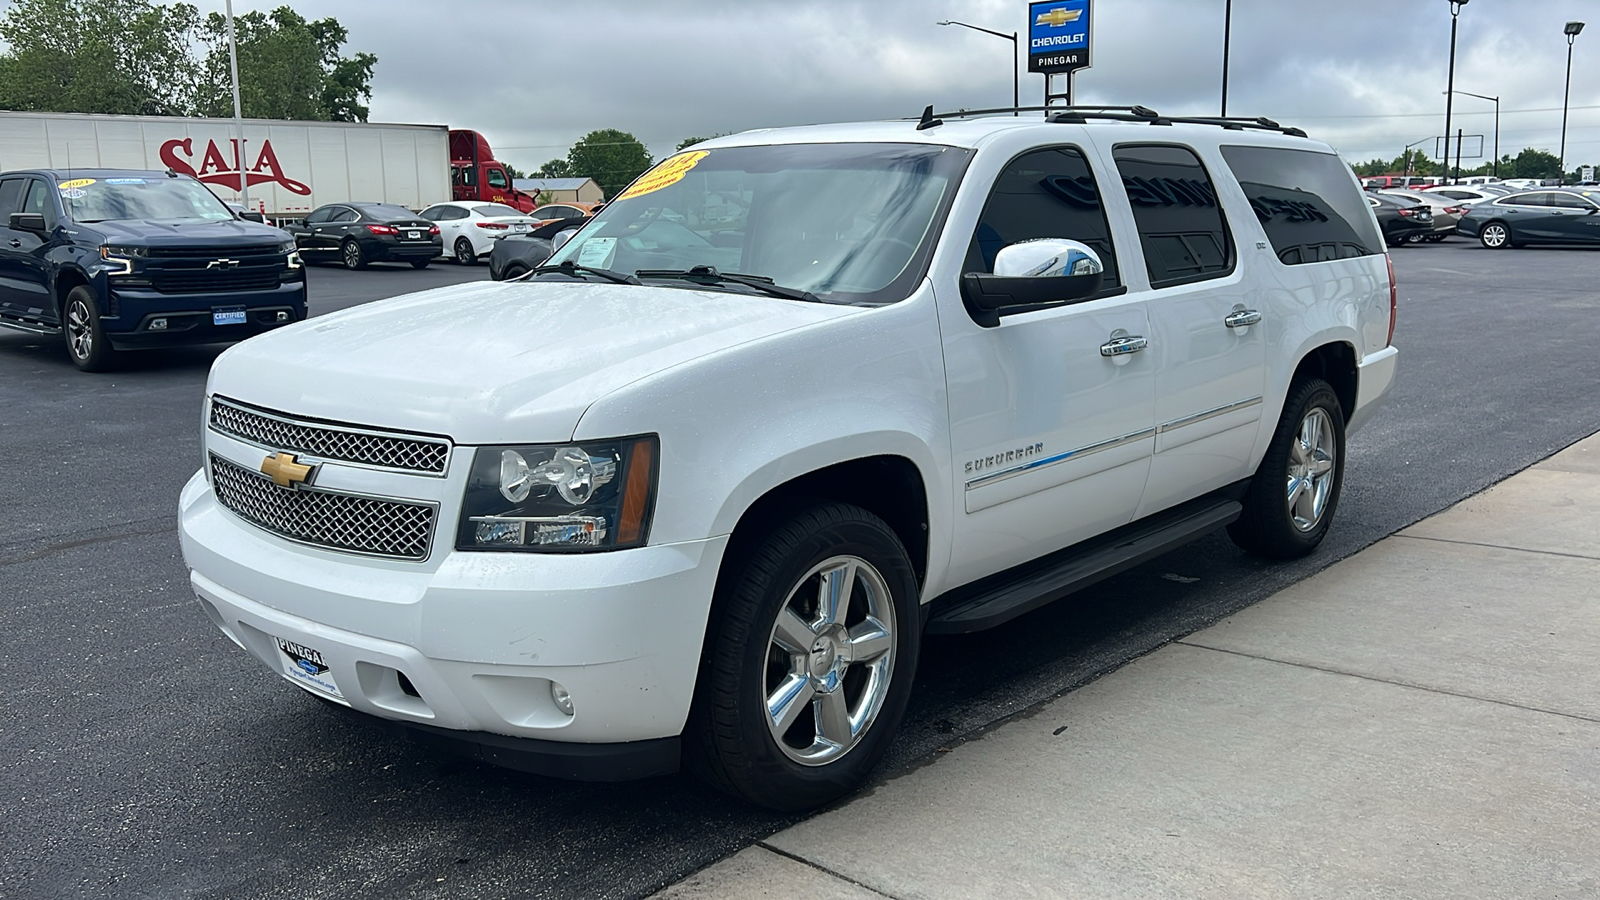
<box><xmin>3</xmin><ymin>243</ymin><xmax>1598</xmax><ymax>900</ymax></box>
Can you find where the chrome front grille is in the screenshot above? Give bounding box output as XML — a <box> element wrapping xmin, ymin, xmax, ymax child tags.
<box><xmin>209</xmin><ymin>397</ymin><xmax>451</xmax><ymax>475</ymax></box>
<box><xmin>210</xmin><ymin>455</ymin><xmax>436</xmax><ymax>560</ymax></box>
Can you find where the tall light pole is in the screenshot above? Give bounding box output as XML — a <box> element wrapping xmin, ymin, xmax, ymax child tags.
<box><xmin>1403</xmin><ymin>136</ymin><xmax>1433</xmax><ymax>178</ymax></box>
<box><xmin>1445</xmin><ymin>89</ymin><xmax>1499</xmax><ymax>178</ymax></box>
<box><xmin>225</xmin><ymin>0</ymin><xmax>249</xmax><ymax>211</ymax></box>
<box><xmin>1221</xmin><ymin>0</ymin><xmax>1233</xmax><ymax>116</ymax></box>
<box><xmin>1561</xmin><ymin>21</ymin><xmax>1585</xmax><ymax>184</ymax></box>
<box><xmin>1443</xmin><ymin>0</ymin><xmax>1469</xmax><ymax>184</ymax></box>
<box><xmin>937</xmin><ymin>19</ymin><xmax>1019</xmax><ymax>115</ymax></box>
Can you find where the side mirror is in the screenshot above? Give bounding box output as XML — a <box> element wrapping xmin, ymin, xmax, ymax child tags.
<box><xmin>10</xmin><ymin>212</ymin><xmax>47</xmax><ymax>233</ymax></box>
<box><xmin>961</xmin><ymin>239</ymin><xmax>1105</xmax><ymax>327</ymax></box>
<box><xmin>550</xmin><ymin>228</ymin><xmax>579</xmax><ymax>253</ymax></box>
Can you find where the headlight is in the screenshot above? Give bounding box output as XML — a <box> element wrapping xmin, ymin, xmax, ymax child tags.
<box><xmin>100</xmin><ymin>244</ymin><xmax>148</xmax><ymax>259</ymax></box>
<box><xmin>456</xmin><ymin>435</ymin><xmax>659</xmax><ymax>552</ymax></box>
<box><xmin>278</xmin><ymin>240</ymin><xmax>297</xmax><ymax>254</ymax></box>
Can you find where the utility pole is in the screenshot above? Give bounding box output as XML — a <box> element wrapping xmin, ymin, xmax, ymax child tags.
<box><xmin>226</xmin><ymin>0</ymin><xmax>249</xmax><ymax>211</ymax></box>
<box><xmin>1561</xmin><ymin>22</ymin><xmax>1586</xmax><ymax>184</ymax></box>
<box><xmin>1221</xmin><ymin>0</ymin><xmax>1233</xmax><ymax>116</ymax></box>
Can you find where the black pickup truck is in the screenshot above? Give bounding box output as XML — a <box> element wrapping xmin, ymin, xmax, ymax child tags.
<box><xmin>0</xmin><ymin>169</ymin><xmax>307</xmax><ymax>371</ymax></box>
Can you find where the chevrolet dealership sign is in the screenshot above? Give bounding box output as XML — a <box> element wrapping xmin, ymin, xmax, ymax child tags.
<box><xmin>1028</xmin><ymin>0</ymin><xmax>1092</xmax><ymax>74</ymax></box>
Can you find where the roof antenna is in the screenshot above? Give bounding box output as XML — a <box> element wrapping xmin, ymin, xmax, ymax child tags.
<box><xmin>916</xmin><ymin>105</ymin><xmax>944</xmax><ymax>131</ymax></box>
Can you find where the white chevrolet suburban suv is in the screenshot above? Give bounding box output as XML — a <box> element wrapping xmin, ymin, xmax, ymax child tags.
<box><xmin>179</xmin><ymin>107</ymin><xmax>1398</xmax><ymax>811</ymax></box>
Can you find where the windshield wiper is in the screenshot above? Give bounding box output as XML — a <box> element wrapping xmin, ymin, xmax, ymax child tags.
<box><xmin>634</xmin><ymin>266</ymin><xmax>823</xmax><ymax>303</ymax></box>
<box><xmin>523</xmin><ymin>259</ymin><xmax>640</xmax><ymax>285</ymax></box>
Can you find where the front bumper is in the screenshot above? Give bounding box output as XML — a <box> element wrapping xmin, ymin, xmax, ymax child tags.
<box><xmin>178</xmin><ymin>467</ymin><xmax>727</xmax><ymax>777</ymax></box>
<box><xmin>103</xmin><ymin>281</ymin><xmax>307</xmax><ymax>350</ymax></box>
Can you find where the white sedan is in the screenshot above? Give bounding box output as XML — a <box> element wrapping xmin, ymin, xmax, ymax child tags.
<box><xmin>419</xmin><ymin>202</ymin><xmax>539</xmax><ymax>265</ymax></box>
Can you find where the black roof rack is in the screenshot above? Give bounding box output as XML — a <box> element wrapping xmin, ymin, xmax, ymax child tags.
<box><xmin>910</xmin><ymin>105</ymin><xmax>1308</xmax><ymax>138</ymax></box>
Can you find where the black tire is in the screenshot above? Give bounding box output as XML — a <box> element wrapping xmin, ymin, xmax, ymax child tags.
<box><xmin>61</xmin><ymin>286</ymin><xmax>116</xmax><ymax>372</ymax></box>
<box><xmin>686</xmin><ymin>502</ymin><xmax>920</xmax><ymax>811</ymax></box>
<box><xmin>454</xmin><ymin>238</ymin><xmax>477</xmax><ymax>265</ymax></box>
<box><xmin>409</xmin><ymin>259</ymin><xmax>430</xmax><ymax>269</ymax></box>
<box><xmin>1228</xmin><ymin>378</ymin><xmax>1346</xmax><ymax>559</ymax></box>
<box><xmin>341</xmin><ymin>239</ymin><xmax>367</xmax><ymax>270</ymax></box>
<box><xmin>1479</xmin><ymin>221</ymin><xmax>1512</xmax><ymax>249</ymax></box>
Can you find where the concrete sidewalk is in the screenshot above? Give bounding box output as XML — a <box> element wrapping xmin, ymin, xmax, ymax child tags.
<box><xmin>656</xmin><ymin>433</ymin><xmax>1600</xmax><ymax>900</ymax></box>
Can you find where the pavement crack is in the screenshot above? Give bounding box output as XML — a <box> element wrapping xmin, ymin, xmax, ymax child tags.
<box><xmin>1176</xmin><ymin>640</ymin><xmax>1600</xmax><ymax>725</ymax></box>
<box><xmin>1394</xmin><ymin>532</ymin><xmax>1600</xmax><ymax>562</ymax></box>
<box><xmin>0</xmin><ymin>516</ymin><xmax>177</xmax><ymax>567</ymax></box>
<box><xmin>755</xmin><ymin>842</ymin><xmax>906</xmax><ymax>899</ymax></box>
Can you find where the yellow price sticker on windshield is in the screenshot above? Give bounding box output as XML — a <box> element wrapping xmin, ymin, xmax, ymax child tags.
<box><xmin>59</xmin><ymin>178</ymin><xmax>96</xmax><ymax>189</ymax></box>
<box><xmin>615</xmin><ymin>151</ymin><xmax>708</xmax><ymax>201</ymax></box>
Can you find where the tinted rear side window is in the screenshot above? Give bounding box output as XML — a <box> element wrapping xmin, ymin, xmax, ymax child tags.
<box><xmin>1112</xmin><ymin>144</ymin><xmax>1233</xmax><ymax>288</ymax></box>
<box><xmin>1220</xmin><ymin>145</ymin><xmax>1382</xmax><ymax>266</ymax></box>
<box><xmin>965</xmin><ymin>146</ymin><xmax>1121</xmax><ymax>289</ymax></box>
<box><xmin>0</xmin><ymin>178</ymin><xmax>23</xmax><ymax>217</ymax></box>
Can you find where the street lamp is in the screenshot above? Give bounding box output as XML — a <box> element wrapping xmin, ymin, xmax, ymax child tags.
<box><xmin>1561</xmin><ymin>21</ymin><xmax>1585</xmax><ymax>184</ymax></box>
<box><xmin>1444</xmin><ymin>89</ymin><xmax>1499</xmax><ymax>178</ymax></box>
<box><xmin>1442</xmin><ymin>0</ymin><xmax>1469</xmax><ymax>185</ymax></box>
<box><xmin>1221</xmin><ymin>0</ymin><xmax>1233</xmax><ymax>116</ymax></box>
<box><xmin>937</xmin><ymin>19</ymin><xmax>1019</xmax><ymax>115</ymax></box>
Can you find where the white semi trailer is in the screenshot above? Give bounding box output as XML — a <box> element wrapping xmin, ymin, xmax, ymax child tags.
<box><xmin>0</xmin><ymin>111</ymin><xmax>451</xmax><ymax>221</ymax></box>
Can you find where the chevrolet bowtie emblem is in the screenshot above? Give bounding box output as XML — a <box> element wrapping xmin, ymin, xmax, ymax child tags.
<box><xmin>1036</xmin><ymin>7</ymin><xmax>1082</xmax><ymax>26</ymax></box>
<box><xmin>261</xmin><ymin>452</ymin><xmax>315</xmax><ymax>488</ymax></box>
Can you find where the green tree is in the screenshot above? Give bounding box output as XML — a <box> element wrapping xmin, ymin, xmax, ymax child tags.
<box><xmin>1506</xmin><ymin>148</ymin><xmax>1563</xmax><ymax>179</ymax></box>
<box><xmin>567</xmin><ymin>129</ymin><xmax>652</xmax><ymax>198</ymax></box>
<box><xmin>675</xmin><ymin>133</ymin><xmax>729</xmax><ymax>151</ymax></box>
<box><xmin>502</xmin><ymin>162</ymin><xmax>524</xmax><ymax>180</ymax></box>
<box><xmin>536</xmin><ymin>158</ymin><xmax>573</xmax><ymax>178</ymax></box>
<box><xmin>196</xmin><ymin>6</ymin><xmax>376</xmax><ymax>121</ymax></box>
<box><xmin>0</xmin><ymin>0</ymin><xmax>201</xmax><ymax>115</ymax></box>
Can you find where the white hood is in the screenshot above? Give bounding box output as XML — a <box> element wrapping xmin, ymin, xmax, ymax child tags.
<box><xmin>208</xmin><ymin>279</ymin><xmax>857</xmax><ymax>443</ymax></box>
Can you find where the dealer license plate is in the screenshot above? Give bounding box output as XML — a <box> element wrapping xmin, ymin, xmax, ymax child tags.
<box><xmin>406</xmin><ymin>229</ymin><xmax>422</xmax><ymax>240</ymax></box>
<box><xmin>213</xmin><ymin>306</ymin><xmax>247</xmax><ymax>326</ymax></box>
<box><xmin>512</xmin><ymin>223</ymin><xmax>529</xmax><ymax>232</ymax></box>
<box><xmin>274</xmin><ymin>636</ymin><xmax>344</xmax><ymax>699</ymax></box>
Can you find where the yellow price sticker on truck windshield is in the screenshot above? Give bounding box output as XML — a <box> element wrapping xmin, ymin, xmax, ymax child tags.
<box><xmin>615</xmin><ymin>151</ymin><xmax>708</xmax><ymax>201</ymax></box>
<box><xmin>59</xmin><ymin>178</ymin><xmax>96</xmax><ymax>189</ymax></box>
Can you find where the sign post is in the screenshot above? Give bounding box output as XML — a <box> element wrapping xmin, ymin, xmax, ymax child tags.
<box><xmin>1027</xmin><ymin>0</ymin><xmax>1092</xmax><ymax>107</ymax></box>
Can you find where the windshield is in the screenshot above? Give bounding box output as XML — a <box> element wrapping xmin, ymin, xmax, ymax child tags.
<box><xmin>546</xmin><ymin>142</ymin><xmax>971</xmax><ymax>304</ymax></box>
<box><xmin>473</xmin><ymin>204</ymin><xmax>523</xmax><ymax>217</ymax></box>
<box><xmin>59</xmin><ymin>176</ymin><xmax>234</xmax><ymax>224</ymax></box>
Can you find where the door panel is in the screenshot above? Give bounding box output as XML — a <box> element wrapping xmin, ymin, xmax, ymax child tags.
<box><xmin>938</xmin><ymin>144</ymin><xmax>1154</xmax><ymax>588</ymax></box>
<box><xmin>1108</xmin><ymin>144</ymin><xmax>1265</xmax><ymax>517</ymax></box>
<box><xmin>943</xmin><ymin>297</ymin><xmax>1155</xmax><ymax>584</ymax></box>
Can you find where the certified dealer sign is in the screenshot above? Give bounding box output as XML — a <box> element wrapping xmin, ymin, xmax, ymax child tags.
<box><xmin>1028</xmin><ymin>0</ymin><xmax>1092</xmax><ymax>74</ymax></box>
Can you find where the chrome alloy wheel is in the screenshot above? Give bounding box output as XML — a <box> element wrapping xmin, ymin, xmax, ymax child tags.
<box><xmin>343</xmin><ymin>241</ymin><xmax>362</xmax><ymax>268</ymax></box>
<box><xmin>1481</xmin><ymin>222</ymin><xmax>1509</xmax><ymax>248</ymax></box>
<box><xmin>764</xmin><ymin>555</ymin><xmax>896</xmax><ymax>766</ymax></box>
<box><xmin>1286</xmin><ymin>408</ymin><xmax>1337</xmax><ymax>532</ymax></box>
<box><xmin>65</xmin><ymin>296</ymin><xmax>93</xmax><ymax>361</ymax></box>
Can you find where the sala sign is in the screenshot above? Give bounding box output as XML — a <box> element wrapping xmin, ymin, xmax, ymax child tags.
<box><xmin>159</xmin><ymin>137</ymin><xmax>311</xmax><ymax>195</ymax></box>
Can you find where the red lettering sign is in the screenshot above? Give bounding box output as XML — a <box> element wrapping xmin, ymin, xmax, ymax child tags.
<box><xmin>160</xmin><ymin>137</ymin><xmax>312</xmax><ymax>195</ymax></box>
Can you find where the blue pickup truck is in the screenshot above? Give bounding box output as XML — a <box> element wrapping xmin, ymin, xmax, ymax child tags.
<box><xmin>0</xmin><ymin>169</ymin><xmax>307</xmax><ymax>371</ymax></box>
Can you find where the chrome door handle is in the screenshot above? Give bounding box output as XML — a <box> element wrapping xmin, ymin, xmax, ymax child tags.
<box><xmin>1224</xmin><ymin>309</ymin><xmax>1262</xmax><ymax>328</ymax></box>
<box><xmin>6</xmin><ymin>239</ymin><xmax>19</xmax><ymax>248</ymax></box>
<box><xmin>1100</xmin><ymin>335</ymin><xmax>1148</xmax><ymax>357</ymax></box>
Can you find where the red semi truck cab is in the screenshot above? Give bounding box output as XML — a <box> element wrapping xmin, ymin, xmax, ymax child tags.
<box><xmin>449</xmin><ymin>130</ymin><xmax>538</xmax><ymax>212</ymax></box>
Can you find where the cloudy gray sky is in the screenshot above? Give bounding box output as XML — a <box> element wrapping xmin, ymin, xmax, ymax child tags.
<box><xmin>7</xmin><ymin>0</ymin><xmax>1600</xmax><ymax>170</ymax></box>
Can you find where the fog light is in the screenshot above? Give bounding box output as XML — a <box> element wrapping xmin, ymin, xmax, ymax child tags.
<box><xmin>550</xmin><ymin>682</ymin><xmax>574</xmax><ymax>716</ymax></box>
<box><xmin>149</xmin><ymin>318</ymin><xmax>167</xmax><ymax>331</ymax></box>
<box><xmin>275</xmin><ymin>311</ymin><xmax>290</xmax><ymax>322</ymax></box>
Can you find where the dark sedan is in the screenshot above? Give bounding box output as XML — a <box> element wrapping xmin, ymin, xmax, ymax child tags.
<box><xmin>488</xmin><ymin>216</ymin><xmax>590</xmax><ymax>280</ymax></box>
<box><xmin>285</xmin><ymin>202</ymin><xmax>441</xmax><ymax>269</ymax></box>
<box><xmin>1456</xmin><ymin>189</ymin><xmax>1600</xmax><ymax>249</ymax></box>
<box><xmin>1366</xmin><ymin>194</ymin><xmax>1433</xmax><ymax>247</ymax></box>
